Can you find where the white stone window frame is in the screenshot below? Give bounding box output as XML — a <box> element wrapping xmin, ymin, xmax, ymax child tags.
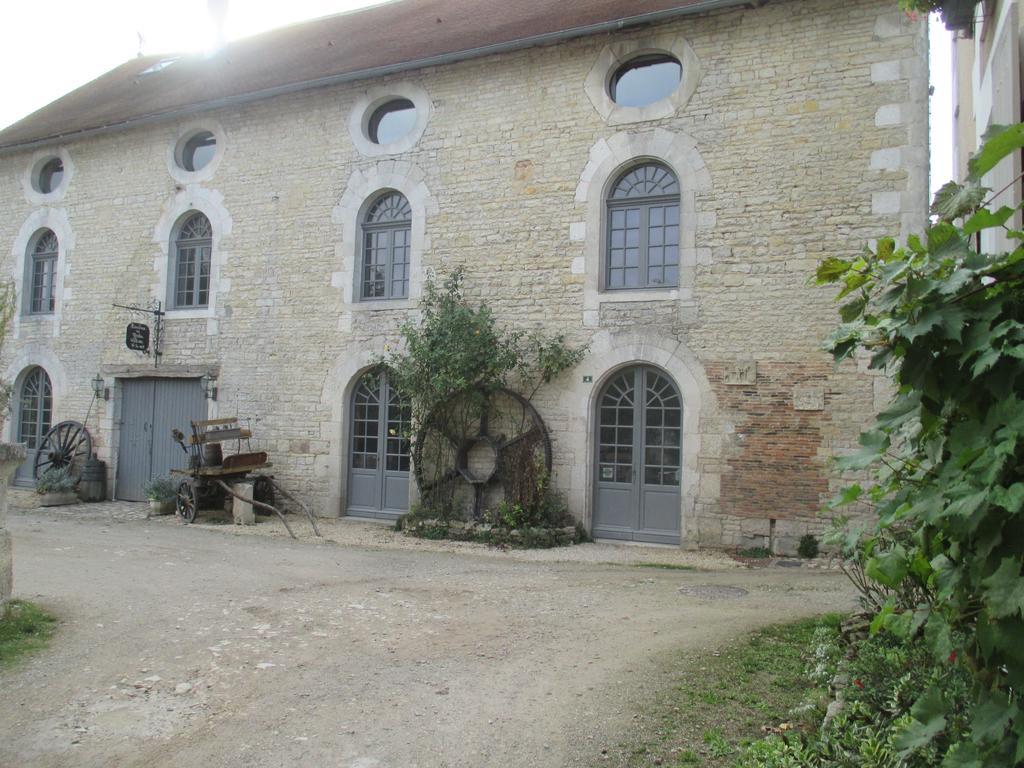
<box><xmin>10</xmin><ymin>208</ymin><xmax>74</xmax><ymax>339</ymax></box>
<box><xmin>1</xmin><ymin>346</ymin><xmax>68</xmax><ymax>445</ymax></box>
<box><xmin>347</xmin><ymin>82</ymin><xmax>432</xmax><ymax>158</ymax></box>
<box><xmin>20</xmin><ymin>147</ymin><xmax>73</xmax><ymax>205</ymax></box>
<box><xmin>333</xmin><ymin>162</ymin><xmax>436</xmax><ymax>310</ymax></box>
<box><xmin>166</xmin><ymin>120</ymin><xmax>226</xmax><ymax>185</ymax></box>
<box><xmin>574</xmin><ymin>129</ymin><xmax>713</xmax><ymax>327</ymax></box>
<box><xmin>152</xmin><ymin>187</ymin><xmax>232</xmax><ymax>332</ymax></box>
<box><xmin>24</xmin><ymin>228</ymin><xmax>59</xmax><ymax>316</ymax></box>
<box><xmin>585</xmin><ymin>33</ymin><xmax>702</xmax><ymax>126</ymax></box>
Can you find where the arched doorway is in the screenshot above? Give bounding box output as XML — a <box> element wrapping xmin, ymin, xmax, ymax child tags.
<box><xmin>346</xmin><ymin>370</ymin><xmax>411</xmax><ymax>520</ymax></box>
<box><xmin>594</xmin><ymin>365</ymin><xmax>682</xmax><ymax>544</ymax></box>
<box><xmin>15</xmin><ymin>366</ymin><xmax>53</xmax><ymax>486</ymax></box>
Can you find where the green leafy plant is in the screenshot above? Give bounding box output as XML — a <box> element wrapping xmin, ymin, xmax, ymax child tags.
<box><xmin>797</xmin><ymin>534</ymin><xmax>820</xmax><ymax>559</ymax></box>
<box><xmin>0</xmin><ymin>600</ymin><xmax>56</xmax><ymax>667</ymax></box>
<box><xmin>0</xmin><ymin>282</ymin><xmax>16</xmax><ymax>428</ymax></box>
<box><xmin>143</xmin><ymin>476</ymin><xmax>176</xmax><ymax>502</ymax></box>
<box><xmin>898</xmin><ymin>0</ymin><xmax>944</xmax><ymax>12</ymax></box>
<box><xmin>817</xmin><ymin>123</ymin><xmax>1024</xmax><ymax>766</ymax></box>
<box><xmin>35</xmin><ymin>467</ymin><xmax>74</xmax><ymax>495</ymax></box>
<box><xmin>737</xmin><ymin>546</ymin><xmax>771</xmax><ymax>559</ymax></box>
<box><xmin>385</xmin><ymin>268</ymin><xmax>587</xmax><ymax>518</ymax></box>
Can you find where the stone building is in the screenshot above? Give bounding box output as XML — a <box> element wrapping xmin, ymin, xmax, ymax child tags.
<box><xmin>0</xmin><ymin>0</ymin><xmax>928</xmax><ymax>550</ymax></box>
<box><xmin>950</xmin><ymin>0</ymin><xmax>1020</xmax><ymax>252</ymax></box>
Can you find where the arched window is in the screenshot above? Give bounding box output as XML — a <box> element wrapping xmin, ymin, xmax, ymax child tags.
<box><xmin>16</xmin><ymin>367</ymin><xmax>52</xmax><ymax>485</ymax></box>
<box><xmin>173</xmin><ymin>212</ymin><xmax>212</xmax><ymax>308</ymax></box>
<box><xmin>360</xmin><ymin>192</ymin><xmax>411</xmax><ymax>300</ymax></box>
<box><xmin>605</xmin><ymin>163</ymin><xmax>680</xmax><ymax>290</ymax></box>
<box><xmin>28</xmin><ymin>229</ymin><xmax>58</xmax><ymax>314</ymax></box>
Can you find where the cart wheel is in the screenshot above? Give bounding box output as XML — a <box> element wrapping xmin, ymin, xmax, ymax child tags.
<box><xmin>176</xmin><ymin>481</ymin><xmax>198</xmax><ymax>524</ymax></box>
<box><xmin>34</xmin><ymin>420</ymin><xmax>92</xmax><ymax>481</ymax></box>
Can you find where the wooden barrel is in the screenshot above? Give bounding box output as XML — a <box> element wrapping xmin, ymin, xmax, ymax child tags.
<box><xmin>203</xmin><ymin>443</ymin><xmax>223</xmax><ymax>467</ymax></box>
<box><xmin>78</xmin><ymin>456</ymin><xmax>107</xmax><ymax>502</ymax></box>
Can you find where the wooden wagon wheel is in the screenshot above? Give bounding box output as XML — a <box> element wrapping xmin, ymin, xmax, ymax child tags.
<box><xmin>414</xmin><ymin>387</ymin><xmax>552</xmax><ymax>520</ymax></box>
<box><xmin>33</xmin><ymin>420</ymin><xmax>92</xmax><ymax>481</ymax></box>
<box><xmin>175</xmin><ymin>480</ymin><xmax>198</xmax><ymax>524</ymax></box>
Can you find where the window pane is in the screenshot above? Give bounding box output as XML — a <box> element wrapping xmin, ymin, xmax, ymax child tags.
<box><xmin>369</xmin><ymin>99</ymin><xmax>416</xmax><ymax>145</ymax></box>
<box><xmin>183</xmin><ymin>132</ymin><xmax>216</xmax><ymax>172</ymax></box>
<box><xmin>611</xmin><ymin>56</ymin><xmax>682</xmax><ymax>107</ymax></box>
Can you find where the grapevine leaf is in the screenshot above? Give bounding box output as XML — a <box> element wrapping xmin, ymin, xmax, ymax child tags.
<box><xmin>866</xmin><ymin>545</ymin><xmax>909</xmax><ymax>588</ymax></box>
<box><xmin>981</xmin><ymin>558</ymin><xmax>1024</xmax><ymax>618</ymax></box>
<box><xmin>931</xmin><ymin>181</ymin><xmax>987</xmax><ymax>220</ymax></box>
<box><xmin>968</xmin><ymin>123</ymin><xmax>1024</xmax><ymax>182</ymax></box>
<box><xmin>895</xmin><ymin>687</ymin><xmax>947</xmax><ymax>752</ymax></box>
<box><xmin>971</xmin><ymin>697</ymin><xmax>1013</xmax><ymax>745</ymax></box>
<box><xmin>816</xmin><ymin>257</ymin><xmax>852</xmax><ymax>283</ymax></box>
<box><xmin>963</xmin><ymin>206</ymin><xmax>1016</xmax><ymax>235</ymax></box>
<box><xmin>941</xmin><ymin>741</ymin><xmax>981</xmax><ymax>768</ymax></box>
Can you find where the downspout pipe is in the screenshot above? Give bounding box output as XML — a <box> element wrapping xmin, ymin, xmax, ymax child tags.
<box><xmin>0</xmin><ymin>0</ymin><xmax>763</xmax><ymax>155</ymax></box>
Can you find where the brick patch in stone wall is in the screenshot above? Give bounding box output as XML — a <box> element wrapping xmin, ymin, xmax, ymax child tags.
<box><xmin>709</xmin><ymin>361</ymin><xmax>833</xmax><ymax>520</ymax></box>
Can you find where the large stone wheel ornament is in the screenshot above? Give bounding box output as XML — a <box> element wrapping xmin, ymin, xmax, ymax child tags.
<box><xmin>33</xmin><ymin>420</ymin><xmax>92</xmax><ymax>481</ymax></box>
<box><xmin>414</xmin><ymin>387</ymin><xmax>552</xmax><ymax>519</ymax></box>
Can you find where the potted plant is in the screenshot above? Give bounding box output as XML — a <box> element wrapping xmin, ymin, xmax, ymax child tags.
<box><xmin>144</xmin><ymin>476</ymin><xmax>177</xmax><ymax>516</ymax></box>
<box><xmin>36</xmin><ymin>467</ymin><xmax>79</xmax><ymax>507</ymax></box>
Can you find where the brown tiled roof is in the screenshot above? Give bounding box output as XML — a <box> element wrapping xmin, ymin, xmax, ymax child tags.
<box><xmin>0</xmin><ymin>0</ymin><xmax>743</xmax><ymax>152</ymax></box>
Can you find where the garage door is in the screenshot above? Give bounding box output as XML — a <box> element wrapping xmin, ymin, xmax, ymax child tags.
<box><xmin>116</xmin><ymin>378</ymin><xmax>206</xmax><ymax>501</ymax></box>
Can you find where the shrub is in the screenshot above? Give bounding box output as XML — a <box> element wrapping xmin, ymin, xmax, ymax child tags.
<box><xmin>143</xmin><ymin>476</ymin><xmax>176</xmax><ymax>502</ymax></box>
<box><xmin>35</xmin><ymin>467</ymin><xmax>74</xmax><ymax>495</ymax></box>
<box><xmin>797</xmin><ymin>534</ymin><xmax>819</xmax><ymax>559</ymax></box>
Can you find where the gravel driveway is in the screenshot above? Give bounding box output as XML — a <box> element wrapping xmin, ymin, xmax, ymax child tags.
<box><xmin>1</xmin><ymin>505</ymin><xmax>856</xmax><ymax>767</ymax></box>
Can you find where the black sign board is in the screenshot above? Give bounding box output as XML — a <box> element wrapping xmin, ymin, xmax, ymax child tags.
<box><xmin>126</xmin><ymin>322</ymin><xmax>150</xmax><ymax>353</ymax></box>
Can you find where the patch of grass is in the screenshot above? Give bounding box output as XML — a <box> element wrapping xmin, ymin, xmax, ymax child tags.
<box><xmin>594</xmin><ymin>614</ymin><xmax>842</xmax><ymax>768</ymax></box>
<box><xmin>634</xmin><ymin>562</ymin><xmax>697</xmax><ymax>571</ymax></box>
<box><xmin>736</xmin><ymin>546</ymin><xmax>771</xmax><ymax>559</ymax></box>
<box><xmin>0</xmin><ymin>600</ymin><xmax>56</xmax><ymax>668</ymax></box>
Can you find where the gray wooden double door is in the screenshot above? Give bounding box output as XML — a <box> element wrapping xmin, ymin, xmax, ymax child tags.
<box><xmin>116</xmin><ymin>378</ymin><xmax>206</xmax><ymax>501</ymax></box>
<box><xmin>347</xmin><ymin>371</ymin><xmax>411</xmax><ymax>520</ymax></box>
<box><xmin>593</xmin><ymin>366</ymin><xmax>682</xmax><ymax>544</ymax></box>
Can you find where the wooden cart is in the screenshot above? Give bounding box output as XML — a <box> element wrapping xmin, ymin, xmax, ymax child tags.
<box><xmin>171</xmin><ymin>417</ymin><xmax>273</xmax><ymax>523</ymax></box>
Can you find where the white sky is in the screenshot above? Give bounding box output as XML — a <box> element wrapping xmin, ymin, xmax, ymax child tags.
<box><xmin>1</xmin><ymin>3</ymin><xmax>955</xmax><ymax>196</ymax></box>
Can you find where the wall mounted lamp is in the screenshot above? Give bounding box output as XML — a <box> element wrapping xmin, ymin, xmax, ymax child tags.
<box><xmin>91</xmin><ymin>373</ymin><xmax>109</xmax><ymax>401</ymax></box>
<box><xmin>201</xmin><ymin>372</ymin><xmax>218</xmax><ymax>401</ymax></box>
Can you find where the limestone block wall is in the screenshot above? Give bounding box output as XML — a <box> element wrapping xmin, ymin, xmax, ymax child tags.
<box><xmin>0</xmin><ymin>0</ymin><xmax>928</xmax><ymax>550</ymax></box>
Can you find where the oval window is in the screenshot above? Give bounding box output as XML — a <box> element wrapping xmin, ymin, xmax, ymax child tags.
<box><xmin>610</xmin><ymin>54</ymin><xmax>682</xmax><ymax>107</ymax></box>
<box><xmin>368</xmin><ymin>99</ymin><xmax>416</xmax><ymax>145</ymax></box>
<box><xmin>35</xmin><ymin>157</ymin><xmax>64</xmax><ymax>194</ymax></box>
<box><xmin>180</xmin><ymin>131</ymin><xmax>217</xmax><ymax>172</ymax></box>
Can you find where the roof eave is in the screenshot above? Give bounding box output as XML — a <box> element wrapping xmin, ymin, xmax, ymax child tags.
<box><xmin>0</xmin><ymin>0</ymin><xmax>757</xmax><ymax>155</ymax></box>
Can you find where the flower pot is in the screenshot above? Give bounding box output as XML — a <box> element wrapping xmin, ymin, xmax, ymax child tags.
<box><xmin>38</xmin><ymin>491</ymin><xmax>80</xmax><ymax>507</ymax></box>
<box><xmin>148</xmin><ymin>499</ymin><xmax>175</xmax><ymax>516</ymax></box>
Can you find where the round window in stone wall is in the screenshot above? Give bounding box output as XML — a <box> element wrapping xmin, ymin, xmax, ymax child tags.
<box><xmin>610</xmin><ymin>54</ymin><xmax>682</xmax><ymax>107</ymax></box>
<box><xmin>33</xmin><ymin>157</ymin><xmax>64</xmax><ymax>194</ymax></box>
<box><xmin>177</xmin><ymin>130</ymin><xmax>217</xmax><ymax>172</ymax></box>
<box><xmin>368</xmin><ymin>99</ymin><xmax>417</xmax><ymax>145</ymax></box>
